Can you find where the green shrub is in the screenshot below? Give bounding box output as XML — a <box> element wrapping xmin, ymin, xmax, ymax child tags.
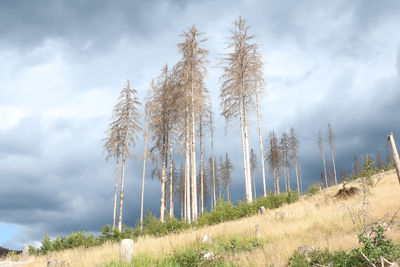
<box><xmin>307</xmin><ymin>184</ymin><xmax>320</xmax><ymax>196</ymax></box>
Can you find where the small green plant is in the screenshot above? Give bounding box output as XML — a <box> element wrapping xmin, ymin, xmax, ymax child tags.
<box><xmin>307</xmin><ymin>184</ymin><xmax>320</xmax><ymax>196</ymax></box>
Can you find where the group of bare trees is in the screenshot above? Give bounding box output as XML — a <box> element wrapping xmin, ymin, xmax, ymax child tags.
<box><xmin>317</xmin><ymin>123</ymin><xmax>338</xmax><ymax>188</ymax></box>
<box><xmin>266</xmin><ymin>128</ymin><xmax>301</xmax><ymax>194</ymax></box>
<box><xmin>103</xmin><ymin>16</ymin><xmax>271</xmax><ymax>227</ymax></box>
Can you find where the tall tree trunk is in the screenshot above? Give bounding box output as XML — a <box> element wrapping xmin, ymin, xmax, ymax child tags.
<box><xmin>299</xmin><ymin>164</ymin><xmax>303</xmax><ymax>194</ymax></box>
<box><xmin>331</xmin><ymin>150</ymin><xmax>338</xmax><ymax>185</ymax></box>
<box><xmin>255</xmin><ymin>93</ymin><xmax>267</xmax><ymax>196</ymax></box>
<box><xmin>185</xmin><ymin>112</ymin><xmax>191</xmax><ymax>223</ymax></box>
<box><xmin>118</xmin><ymin>146</ymin><xmax>127</xmax><ymax>231</ymax></box>
<box><xmin>190</xmin><ymin>80</ymin><xmax>198</xmax><ymax>223</ymax></box>
<box><xmin>169</xmin><ymin>134</ymin><xmax>174</xmax><ymax>217</ymax></box>
<box><xmin>273</xmin><ymin>171</ymin><xmax>276</xmax><ymax>195</ymax></box>
<box><xmin>200</xmin><ymin>117</ymin><xmax>204</xmax><ymax>214</ymax></box>
<box><xmin>239</xmin><ymin>100</ymin><xmax>250</xmax><ymax>201</ymax></box>
<box><xmin>211</xmin><ymin>135</ymin><xmax>216</xmax><ymax>209</ymax></box>
<box><xmin>140</xmin><ymin>122</ymin><xmax>148</xmax><ymax>230</ymax></box>
<box><xmin>242</xmin><ymin>99</ymin><xmax>253</xmax><ymax>202</ymax></box>
<box><xmin>160</xmin><ymin>137</ymin><xmax>167</xmax><ymax>223</ymax></box>
<box><xmin>388</xmin><ymin>132</ymin><xmax>400</xmax><ymax>183</ymax></box>
<box><xmin>112</xmin><ymin>158</ymin><xmax>119</xmax><ymax>230</ymax></box>
<box><xmin>283</xmin><ymin>164</ymin><xmax>288</xmax><ymax>193</ymax></box>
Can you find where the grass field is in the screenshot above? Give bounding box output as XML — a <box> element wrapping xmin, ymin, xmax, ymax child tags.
<box><xmin>8</xmin><ymin>169</ymin><xmax>400</xmax><ymax>266</ymax></box>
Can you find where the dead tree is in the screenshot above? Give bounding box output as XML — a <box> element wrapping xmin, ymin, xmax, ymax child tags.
<box><xmin>388</xmin><ymin>132</ymin><xmax>400</xmax><ymax>183</ymax></box>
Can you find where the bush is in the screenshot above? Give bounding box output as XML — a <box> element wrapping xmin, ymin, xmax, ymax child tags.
<box><xmin>307</xmin><ymin>184</ymin><xmax>320</xmax><ymax>196</ymax></box>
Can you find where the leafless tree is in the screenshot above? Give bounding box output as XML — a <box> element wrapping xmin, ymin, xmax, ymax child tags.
<box><xmin>110</xmin><ymin>80</ymin><xmax>141</xmax><ymax>231</ymax></box>
<box><xmin>376</xmin><ymin>150</ymin><xmax>384</xmax><ymax>169</ymax></box>
<box><xmin>219</xmin><ymin>17</ymin><xmax>263</xmax><ymax>202</ymax></box>
<box><xmin>280</xmin><ymin>132</ymin><xmax>291</xmax><ymax>192</ymax></box>
<box><xmin>318</xmin><ymin>131</ymin><xmax>328</xmax><ymax>188</ymax></box>
<box><xmin>327</xmin><ymin>123</ymin><xmax>337</xmax><ymax>184</ymax></box>
<box><xmin>289</xmin><ymin>127</ymin><xmax>300</xmax><ymax>193</ymax></box>
<box><xmin>139</xmin><ymin>102</ymin><xmax>150</xmax><ymax>230</ymax></box>
<box><xmin>103</xmin><ymin>123</ymin><xmax>122</xmax><ymax>230</ymax></box>
<box><xmin>266</xmin><ymin>131</ymin><xmax>281</xmax><ymax>194</ymax></box>
<box><xmin>176</xmin><ymin>25</ymin><xmax>209</xmax><ymax>223</ymax></box>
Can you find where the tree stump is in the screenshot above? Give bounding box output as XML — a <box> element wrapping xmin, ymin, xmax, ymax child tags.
<box><xmin>259</xmin><ymin>206</ymin><xmax>266</xmax><ymax>215</ymax></box>
<box><xmin>120</xmin><ymin>239</ymin><xmax>134</xmax><ymax>263</ymax></box>
<box><xmin>21</xmin><ymin>246</ymin><xmax>29</xmax><ymax>261</ymax></box>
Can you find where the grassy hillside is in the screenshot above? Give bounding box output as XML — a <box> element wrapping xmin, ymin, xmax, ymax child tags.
<box><xmin>10</xmin><ymin>170</ymin><xmax>400</xmax><ymax>266</ymax></box>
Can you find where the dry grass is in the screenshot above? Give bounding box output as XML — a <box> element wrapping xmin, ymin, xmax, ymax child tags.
<box><xmin>7</xmin><ymin>170</ymin><xmax>400</xmax><ymax>267</ymax></box>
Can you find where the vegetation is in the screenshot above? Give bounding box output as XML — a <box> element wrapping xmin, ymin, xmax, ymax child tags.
<box><xmin>288</xmin><ymin>223</ymin><xmax>400</xmax><ymax>266</ymax></box>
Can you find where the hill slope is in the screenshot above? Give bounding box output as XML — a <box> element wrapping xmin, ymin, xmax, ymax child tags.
<box><xmin>8</xmin><ymin>170</ymin><xmax>400</xmax><ymax>266</ymax></box>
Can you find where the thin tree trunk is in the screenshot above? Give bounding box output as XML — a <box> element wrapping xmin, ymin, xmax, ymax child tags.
<box><xmin>112</xmin><ymin>158</ymin><xmax>119</xmax><ymax>230</ymax></box>
<box><xmin>287</xmin><ymin>165</ymin><xmax>291</xmax><ymax>191</ymax></box>
<box><xmin>255</xmin><ymin>93</ymin><xmax>267</xmax><ymax>196</ymax></box>
<box><xmin>211</xmin><ymin>135</ymin><xmax>216</xmax><ymax>209</ymax></box>
<box><xmin>118</xmin><ymin>147</ymin><xmax>127</xmax><ymax>231</ymax></box>
<box><xmin>283</xmin><ymin>164</ymin><xmax>288</xmax><ymax>193</ymax></box>
<box><xmin>140</xmin><ymin>122</ymin><xmax>148</xmax><ymax>230</ymax></box>
<box><xmin>331</xmin><ymin>150</ymin><xmax>337</xmax><ymax>185</ymax></box>
<box><xmin>294</xmin><ymin>157</ymin><xmax>300</xmax><ymax>194</ymax></box>
<box><xmin>388</xmin><ymin>132</ymin><xmax>400</xmax><ymax>183</ymax></box>
<box><xmin>252</xmin><ymin>170</ymin><xmax>257</xmax><ymax>199</ymax></box>
<box><xmin>299</xmin><ymin>164</ymin><xmax>303</xmax><ymax>194</ymax></box>
<box><xmin>160</xmin><ymin>137</ymin><xmax>167</xmax><ymax>223</ymax></box>
<box><xmin>322</xmin><ymin>152</ymin><xmax>328</xmax><ymax>188</ymax></box>
<box><xmin>275</xmin><ymin>168</ymin><xmax>280</xmax><ymax>194</ymax></box>
<box><xmin>200</xmin><ymin>117</ymin><xmax>204</xmax><ymax>215</ymax></box>
<box><xmin>169</xmin><ymin>134</ymin><xmax>174</xmax><ymax>217</ymax></box>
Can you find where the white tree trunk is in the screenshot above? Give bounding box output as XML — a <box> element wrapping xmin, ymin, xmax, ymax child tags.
<box><xmin>255</xmin><ymin>93</ymin><xmax>267</xmax><ymax>197</ymax></box>
<box><xmin>190</xmin><ymin>103</ymin><xmax>198</xmax><ymax>222</ymax></box>
<box><xmin>160</xmin><ymin>138</ymin><xmax>167</xmax><ymax>223</ymax></box>
<box><xmin>331</xmin><ymin>150</ymin><xmax>337</xmax><ymax>185</ymax></box>
<box><xmin>200</xmin><ymin>118</ymin><xmax>204</xmax><ymax>214</ymax></box>
<box><xmin>294</xmin><ymin>157</ymin><xmax>300</xmax><ymax>194</ymax></box>
<box><xmin>118</xmin><ymin>147</ymin><xmax>127</xmax><ymax>231</ymax></box>
<box><xmin>169</xmin><ymin>134</ymin><xmax>174</xmax><ymax>217</ymax></box>
<box><xmin>275</xmin><ymin>168</ymin><xmax>280</xmax><ymax>194</ymax></box>
<box><xmin>239</xmin><ymin>101</ymin><xmax>249</xmax><ymax>201</ymax></box>
<box><xmin>113</xmin><ymin>158</ymin><xmax>119</xmax><ymax>230</ymax></box>
<box><xmin>140</xmin><ymin>122</ymin><xmax>148</xmax><ymax>230</ymax></box>
<box><xmin>243</xmin><ymin>101</ymin><xmax>253</xmax><ymax>202</ymax></box>
<box><xmin>388</xmin><ymin>132</ymin><xmax>400</xmax><ymax>183</ymax></box>
<box><xmin>185</xmin><ymin>115</ymin><xmax>191</xmax><ymax>223</ymax></box>
<box><xmin>211</xmin><ymin>132</ymin><xmax>216</xmax><ymax>209</ymax></box>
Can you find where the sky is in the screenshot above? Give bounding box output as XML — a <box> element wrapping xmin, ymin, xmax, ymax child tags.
<box><xmin>0</xmin><ymin>0</ymin><xmax>400</xmax><ymax>250</ymax></box>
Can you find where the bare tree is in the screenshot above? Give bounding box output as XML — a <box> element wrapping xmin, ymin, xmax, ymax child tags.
<box><xmin>110</xmin><ymin>80</ymin><xmax>141</xmax><ymax>231</ymax></box>
<box><xmin>280</xmin><ymin>132</ymin><xmax>291</xmax><ymax>192</ymax></box>
<box><xmin>386</xmin><ymin>141</ymin><xmax>394</xmax><ymax>166</ymax></box>
<box><xmin>289</xmin><ymin>127</ymin><xmax>300</xmax><ymax>193</ymax></box>
<box><xmin>208</xmin><ymin>107</ymin><xmax>216</xmax><ymax>209</ymax></box>
<box><xmin>103</xmin><ymin>123</ymin><xmax>122</xmax><ymax>230</ymax></box>
<box><xmin>376</xmin><ymin>150</ymin><xmax>384</xmax><ymax>169</ymax></box>
<box><xmin>266</xmin><ymin>131</ymin><xmax>281</xmax><ymax>194</ymax></box>
<box><xmin>250</xmin><ymin>148</ymin><xmax>258</xmax><ymax>199</ymax></box>
<box><xmin>318</xmin><ymin>131</ymin><xmax>328</xmax><ymax>188</ymax></box>
<box><xmin>220</xmin><ymin>152</ymin><xmax>233</xmax><ymax>201</ymax></box>
<box><xmin>219</xmin><ymin>17</ymin><xmax>263</xmax><ymax>202</ymax></box>
<box><xmin>176</xmin><ymin>25</ymin><xmax>209</xmax><ymax>223</ymax></box>
<box><xmin>140</xmin><ymin>102</ymin><xmax>150</xmax><ymax>230</ymax></box>
<box><xmin>327</xmin><ymin>123</ymin><xmax>337</xmax><ymax>184</ymax></box>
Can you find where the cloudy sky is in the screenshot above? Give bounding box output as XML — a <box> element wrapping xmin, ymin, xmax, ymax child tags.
<box><xmin>0</xmin><ymin>0</ymin><xmax>399</xmax><ymax>250</ymax></box>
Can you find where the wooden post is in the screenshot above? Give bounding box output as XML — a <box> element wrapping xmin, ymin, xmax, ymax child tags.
<box><xmin>388</xmin><ymin>132</ymin><xmax>400</xmax><ymax>183</ymax></box>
